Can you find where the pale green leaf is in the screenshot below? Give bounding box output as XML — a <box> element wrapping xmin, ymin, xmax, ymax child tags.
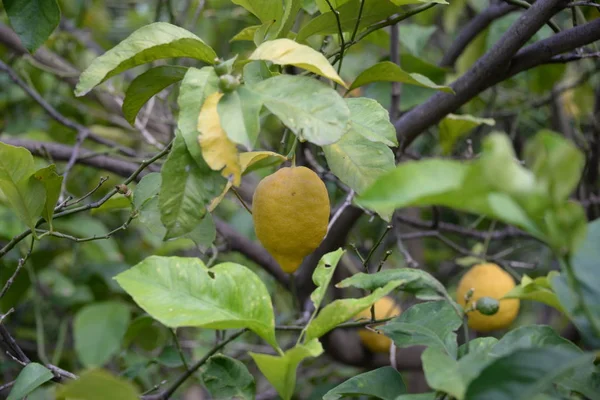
<box><xmin>345</xmin><ymin>97</ymin><xmax>398</xmax><ymax>146</ymax></box>
<box><xmin>310</xmin><ymin>248</ymin><xmax>345</xmax><ymax>310</ymax></box>
<box><xmin>217</xmin><ymin>86</ymin><xmax>262</xmax><ymax>150</ymax></box>
<box><xmin>7</xmin><ymin>363</ymin><xmax>53</xmax><ymax>400</ymax></box>
<box><xmin>323</xmin><ymin>367</ymin><xmax>407</xmax><ymax>400</ymax></box>
<box><xmin>56</xmin><ymin>369</ymin><xmax>140</xmax><ymax>400</ymax></box>
<box><xmin>231</xmin><ymin>0</ymin><xmax>282</xmax><ymax>24</ymax></box>
<box><xmin>439</xmin><ymin>114</ymin><xmax>495</xmax><ymax>155</ymax></box>
<box><xmin>32</xmin><ymin>164</ymin><xmax>62</xmax><ymax>229</ymax></box>
<box><xmin>349</xmin><ymin>62</ymin><xmax>453</xmax><ymax>93</ymax></box>
<box><xmin>422</xmin><ymin>347</ymin><xmax>466</xmax><ymax>399</ymax></box>
<box><xmin>503</xmin><ymin>273</ymin><xmax>565</xmax><ymax>313</ymax></box>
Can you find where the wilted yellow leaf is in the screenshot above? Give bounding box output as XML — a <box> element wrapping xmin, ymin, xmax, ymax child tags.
<box><xmin>249</xmin><ymin>38</ymin><xmax>347</xmax><ymax>88</ymax></box>
<box><xmin>198</xmin><ymin>92</ymin><xmax>242</xmax><ymax>187</ymax></box>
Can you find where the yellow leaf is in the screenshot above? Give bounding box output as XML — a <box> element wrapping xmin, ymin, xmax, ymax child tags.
<box><xmin>249</xmin><ymin>38</ymin><xmax>347</xmax><ymax>88</ymax></box>
<box><xmin>198</xmin><ymin>92</ymin><xmax>242</xmax><ymax>186</ymax></box>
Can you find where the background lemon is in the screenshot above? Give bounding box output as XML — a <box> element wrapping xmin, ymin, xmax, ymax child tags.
<box><xmin>252</xmin><ymin>166</ymin><xmax>330</xmax><ymax>273</ymax></box>
<box><xmin>354</xmin><ymin>296</ymin><xmax>402</xmax><ymax>353</ymax></box>
<box><xmin>456</xmin><ymin>263</ymin><xmax>520</xmax><ymax>332</ymax></box>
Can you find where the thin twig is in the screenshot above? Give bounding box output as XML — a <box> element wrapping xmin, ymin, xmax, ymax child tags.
<box><xmin>324</xmin><ymin>0</ymin><xmax>345</xmax><ymax>86</ymax></box>
<box><xmin>171</xmin><ymin>329</ymin><xmax>190</xmax><ymax>370</ymax></box>
<box><xmin>0</xmin><ymin>237</ymin><xmax>35</xmax><ymax>299</ymax></box>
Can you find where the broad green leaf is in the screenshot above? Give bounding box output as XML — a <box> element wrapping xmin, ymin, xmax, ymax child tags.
<box><xmin>200</xmin><ymin>355</ymin><xmax>256</xmax><ymax>400</ymax></box>
<box><xmin>458</xmin><ymin>337</ymin><xmax>498</xmax><ymax>359</ymax></box>
<box><xmin>490</xmin><ymin>325</ymin><xmax>581</xmax><ymax>358</ymax></box>
<box><xmin>273</xmin><ymin>0</ymin><xmax>303</xmax><ymax>38</ymax></box>
<box><xmin>422</xmin><ymin>348</ymin><xmax>466</xmax><ymax>399</ymax></box>
<box><xmin>249</xmin><ymin>38</ymin><xmax>346</xmax><ymax>87</ymax></box>
<box><xmin>231</xmin><ymin>0</ymin><xmax>282</xmax><ymax>24</ymax></box>
<box><xmin>217</xmin><ymin>87</ymin><xmax>262</xmax><ymax>150</ymax></box>
<box><xmin>7</xmin><ymin>363</ymin><xmax>53</xmax><ymax>400</ymax></box>
<box><xmin>456</xmin><ymin>337</ymin><xmax>498</xmax><ymax>385</ymax></box>
<box><xmin>556</xmin><ymin>363</ymin><xmax>600</xmax><ymax>400</ymax></box>
<box><xmin>323</xmin><ymin>367</ymin><xmax>407</xmax><ymax>400</ymax></box>
<box><xmin>337</xmin><ymin>269</ymin><xmax>450</xmax><ymax>302</ymax></box>
<box><xmin>56</xmin><ymin>369</ymin><xmax>140</xmax><ymax>400</ymax></box>
<box><xmin>398</xmin><ymin>23</ymin><xmax>437</xmax><ymax>57</ymax></box>
<box><xmin>133</xmin><ymin>172</ymin><xmax>161</xmax><ymax>210</ymax></box>
<box><xmin>345</xmin><ymin>97</ymin><xmax>398</xmax><ymax>146</ymax></box>
<box><xmin>250</xmin><ymin>75</ymin><xmax>350</xmax><ymax>145</ymax></box>
<box><xmin>310</xmin><ymin>248</ymin><xmax>345</xmax><ymax>310</ymax></box>
<box><xmin>177</xmin><ymin>67</ymin><xmax>220</xmax><ymax>170</ymax></box>
<box><xmin>349</xmin><ymin>62</ymin><xmax>453</xmax><ymax>93</ymax></box>
<box><xmin>159</xmin><ymin>132</ymin><xmax>224</xmax><ymax>240</ymax></box>
<box><xmin>123</xmin><ymin>315</ymin><xmax>167</xmax><ymax>351</ymax></box>
<box><xmin>464</xmin><ymin>348</ymin><xmax>593</xmax><ymax>400</ymax></box>
<box><xmin>304</xmin><ymin>280</ymin><xmax>404</xmax><ymax>342</ymax></box>
<box><xmin>4</xmin><ymin>0</ymin><xmax>60</xmax><ymax>53</ymax></box>
<box><xmin>0</xmin><ymin>142</ymin><xmax>35</xmax><ymax>182</ymax></box>
<box><xmin>504</xmin><ymin>273</ymin><xmax>565</xmax><ymax>313</ymax></box>
<box><xmin>231</xmin><ymin>25</ymin><xmax>261</xmax><ymax>42</ymax></box>
<box><xmin>75</xmin><ymin>22</ymin><xmax>216</xmax><ymax>96</ymax></box>
<box><xmin>250</xmin><ymin>339</ymin><xmax>323</xmax><ymax>400</ymax></box>
<box><xmin>122</xmin><ymin>65</ymin><xmax>187</xmax><ymax>125</ymax></box>
<box><xmin>380</xmin><ymin>300</ymin><xmax>462</xmax><ymax>358</ymax></box>
<box><xmin>198</xmin><ymin>92</ymin><xmax>242</xmax><ymax>186</ymax></box>
<box><xmin>242</xmin><ymin>60</ymin><xmax>273</xmax><ymax>86</ymax></box>
<box><xmin>314</xmin><ymin>0</ymin><xmax>349</xmax><ymax>12</ymax></box>
<box><xmin>73</xmin><ymin>301</ymin><xmax>131</xmax><ymax>368</ymax></box>
<box><xmin>32</xmin><ymin>164</ymin><xmax>62</xmax><ymax>229</ymax></box>
<box><xmin>439</xmin><ymin>114</ymin><xmax>495</xmax><ymax>155</ymax></box>
<box><xmin>524</xmin><ymin>129</ymin><xmax>585</xmax><ymax>204</ymax></box>
<box><xmin>114</xmin><ymin>256</ymin><xmax>279</xmax><ymax>350</ymax></box>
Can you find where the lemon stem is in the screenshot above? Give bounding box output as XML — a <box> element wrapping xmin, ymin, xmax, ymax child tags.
<box><xmin>286</xmin><ymin>136</ymin><xmax>299</xmax><ymax>164</ymax></box>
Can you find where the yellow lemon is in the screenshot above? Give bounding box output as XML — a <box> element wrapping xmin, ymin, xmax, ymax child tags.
<box><xmin>456</xmin><ymin>263</ymin><xmax>520</xmax><ymax>332</ymax></box>
<box><xmin>354</xmin><ymin>296</ymin><xmax>402</xmax><ymax>353</ymax></box>
<box><xmin>252</xmin><ymin>166</ymin><xmax>330</xmax><ymax>273</ymax></box>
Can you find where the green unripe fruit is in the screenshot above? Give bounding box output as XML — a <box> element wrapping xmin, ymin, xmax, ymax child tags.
<box><xmin>475</xmin><ymin>296</ymin><xmax>500</xmax><ymax>316</ymax></box>
<box><xmin>213</xmin><ymin>61</ymin><xmax>230</xmax><ymax>77</ymax></box>
<box><xmin>218</xmin><ymin>74</ymin><xmax>240</xmax><ymax>93</ymax></box>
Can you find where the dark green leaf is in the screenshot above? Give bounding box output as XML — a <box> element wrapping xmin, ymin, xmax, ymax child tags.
<box><xmin>133</xmin><ymin>172</ymin><xmax>161</xmax><ymax>210</ymax></box>
<box><xmin>73</xmin><ymin>301</ymin><xmax>131</xmax><ymax>368</ymax></box>
<box><xmin>56</xmin><ymin>369</ymin><xmax>140</xmax><ymax>400</ymax></box>
<box><xmin>395</xmin><ymin>394</ymin><xmax>436</xmax><ymax>400</ymax></box>
<box><xmin>32</xmin><ymin>164</ymin><xmax>62</xmax><ymax>229</ymax></box>
<box><xmin>491</xmin><ymin>325</ymin><xmax>580</xmax><ymax>357</ymax></box>
<box><xmin>3</xmin><ymin>0</ymin><xmax>60</xmax><ymax>52</ymax></box>
<box><xmin>123</xmin><ymin>65</ymin><xmax>187</xmax><ymax>125</ymax></box>
<box><xmin>422</xmin><ymin>347</ymin><xmax>466</xmax><ymax>399</ymax></box>
<box><xmin>114</xmin><ymin>256</ymin><xmax>279</xmax><ymax>350</ymax></box>
<box><xmin>323</xmin><ymin>367</ymin><xmax>407</xmax><ymax>400</ymax></box>
<box><xmin>200</xmin><ymin>354</ymin><xmax>256</xmax><ymax>400</ymax></box>
<box><xmin>7</xmin><ymin>363</ymin><xmax>53</xmax><ymax>400</ymax></box>
<box><xmin>349</xmin><ymin>62</ymin><xmax>453</xmax><ymax>93</ymax></box>
<box><xmin>217</xmin><ymin>87</ymin><xmax>262</xmax><ymax>150</ymax></box>
<box><xmin>75</xmin><ymin>22</ymin><xmax>216</xmax><ymax>96</ymax></box>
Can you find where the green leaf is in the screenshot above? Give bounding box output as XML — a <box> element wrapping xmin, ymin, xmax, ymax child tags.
<box><xmin>323</xmin><ymin>367</ymin><xmax>407</xmax><ymax>400</ymax></box>
<box><xmin>159</xmin><ymin>132</ymin><xmax>224</xmax><ymax>240</ymax></box>
<box><xmin>75</xmin><ymin>22</ymin><xmax>216</xmax><ymax>96</ymax></box>
<box><xmin>438</xmin><ymin>114</ymin><xmax>495</xmax><ymax>155</ymax></box>
<box><xmin>345</xmin><ymin>97</ymin><xmax>398</xmax><ymax>146</ymax></box>
<box><xmin>504</xmin><ymin>273</ymin><xmax>565</xmax><ymax>313</ymax></box>
<box><xmin>242</xmin><ymin>60</ymin><xmax>273</xmax><ymax>86</ymax></box>
<box><xmin>231</xmin><ymin>0</ymin><xmax>282</xmax><ymax>24</ymax></box>
<box><xmin>73</xmin><ymin>301</ymin><xmax>131</xmax><ymax>368</ymax></box>
<box><xmin>304</xmin><ymin>280</ymin><xmax>404</xmax><ymax>342</ymax></box>
<box><xmin>380</xmin><ymin>300</ymin><xmax>462</xmax><ymax>358</ymax></box>
<box><xmin>464</xmin><ymin>348</ymin><xmax>593</xmax><ymax>400</ymax></box>
<box><xmin>250</xmin><ymin>75</ymin><xmax>350</xmax><ymax>145</ymax></box>
<box><xmin>490</xmin><ymin>325</ymin><xmax>581</xmax><ymax>357</ymax></box>
<box><xmin>249</xmin><ymin>38</ymin><xmax>346</xmax><ymax>87</ymax></box>
<box><xmin>217</xmin><ymin>87</ymin><xmax>262</xmax><ymax>150</ymax></box>
<box><xmin>133</xmin><ymin>172</ymin><xmax>161</xmax><ymax>210</ymax></box>
<box><xmin>310</xmin><ymin>248</ymin><xmax>345</xmax><ymax>310</ymax></box>
<box><xmin>3</xmin><ymin>0</ymin><xmax>60</xmax><ymax>53</ymax></box>
<box><xmin>177</xmin><ymin>67</ymin><xmax>220</xmax><ymax>169</ymax></box>
<box><xmin>231</xmin><ymin>25</ymin><xmax>261</xmax><ymax>42</ymax></box>
<box><xmin>56</xmin><ymin>369</ymin><xmax>140</xmax><ymax>400</ymax></box>
<box><xmin>200</xmin><ymin>355</ymin><xmax>256</xmax><ymax>400</ymax></box>
<box><xmin>396</xmin><ymin>394</ymin><xmax>436</xmax><ymax>400</ymax></box>
<box><xmin>7</xmin><ymin>363</ymin><xmax>53</xmax><ymax>400</ymax></box>
<box><xmin>349</xmin><ymin>62</ymin><xmax>454</xmax><ymax>93</ymax></box>
<box><xmin>32</xmin><ymin>164</ymin><xmax>62</xmax><ymax>229</ymax></box>
<box><xmin>122</xmin><ymin>65</ymin><xmax>187</xmax><ymax>126</ymax></box>
<box><xmin>337</xmin><ymin>268</ymin><xmax>450</xmax><ymax>302</ymax></box>
<box><xmin>250</xmin><ymin>339</ymin><xmax>323</xmax><ymax>400</ymax></box>
<box><xmin>422</xmin><ymin>347</ymin><xmax>467</xmax><ymax>399</ymax></box>
<box><xmin>114</xmin><ymin>256</ymin><xmax>279</xmax><ymax>350</ymax></box>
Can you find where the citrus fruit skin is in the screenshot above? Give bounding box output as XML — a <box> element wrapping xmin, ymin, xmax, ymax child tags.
<box><xmin>354</xmin><ymin>296</ymin><xmax>402</xmax><ymax>353</ymax></box>
<box><xmin>456</xmin><ymin>263</ymin><xmax>520</xmax><ymax>332</ymax></box>
<box><xmin>252</xmin><ymin>166</ymin><xmax>330</xmax><ymax>273</ymax></box>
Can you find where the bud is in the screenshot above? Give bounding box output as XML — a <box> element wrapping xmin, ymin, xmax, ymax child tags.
<box><xmin>476</xmin><ymin>296</ymin><xmax>500</xmax><ymax>316</ymax></box>
<box><xmin>218</xmin><ymin>74</ymin><xmax>240</xmax><ymax>93</ymax></box>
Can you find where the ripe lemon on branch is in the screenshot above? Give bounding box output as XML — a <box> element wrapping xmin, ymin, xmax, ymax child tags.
<box><xmin>252</xmin><ymin>166</ymin><xmax>330</xmax><ymax>274</ymax></box>
<box><xmin>354</xmin><ymin>296</ymin><xmax>402</xmax><ymax>353</ymax></box>
<box><xmin>456</xmin><ymin>263</ymin><xmax>520</xmax><ymax>332</ymax></box>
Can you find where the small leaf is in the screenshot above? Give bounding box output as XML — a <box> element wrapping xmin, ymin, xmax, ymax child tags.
<box><xmin>438</xmin><ymin>114</ymin><xmax>495</xmax><ymax>155</ymax></box>
<box><xmin>200</xmin><ymin>355</ymin><xmax>256</xmax><ymax>400</ymax></box>
<box><xmin>310</xmin><ymin>248</ymin><xmax>345</xmax><ymax>310</ymax></box>
<box><xmin>4</xmin><ymin>0</ymin><xmax>60</xmax><ymax>53</ymax></box>
<box><xmin>249</xmin><ymin>38</ymin><xmax>346</xmax><ymax>87</ymax></box>
<box><xmin>123</xmin><ymin>65</ymin><xmax>187</xmax><ymax>125</ymax></box>
<box><xmin>304</xmin><ymin>280</ymin><xmax>405</xmax><ymax>342</ymax></box>
<box><xmin>73</xmin><ymin>301</ymin><xmax>131</xmax><ymax>368</ymax></box>
<box><xmin>349</xmin><ymin>61</ymin><xmax>454</xmax><ymax>93</ymax></box>
<box><xmin>250</xmin><ymin>75</ymin><xmax>350</xmax><ymax>145</ymax></box>
<box><xmin>217</xmin><ymin>87</ymin><xmax>262</xmax><ymax>150</ymax></box>
<box><xmin>32</xmin><ymin>164</ymin><xmax>62</xmax><ymax>229</ymax></box>
<box><xmin>133</xmin><ymin>172</ymin><xmax>161</xmax><ymax>210</ymax></box>
<box><xmin>114</xmin><ymin>256</ymin><xmax>279</xmax><ymax>350</ymax></box>
<box><xmin>56</xmin><ymin>369</ymin><xmax>140</xmax><ymax>400</ymax></box>
<box><xmin>198</xmin><ymin>92</ymin><xmax>242</xmax><ymax>186</ymax></box>
<box><xmin>422</xmin><ymin>347</ymin><xmax>466</xmax><ymax>399</ymax></box>
<box><xmin>250</xmin><ymin>339</ymin><xmax>323</xmax><ymax>400</ymax></box>
<box><xmin>503</xmin><ymin>273</ymin><xmax>565</xmax><ymax>313</ymax></box>
<box><xmin>75</xmin><ymin>22</ymin><xmax>216</xmax><ymax>96</ymax></box>
<box><xmin>379</xmin><ymin>300</ymin><xmax>462</xmax><ymax>358</ymax></box>
<box><xmin>323</xmin><ymin>367</ymin><xmax>407</xmax><ymax>400</ymax></box>
<box><xmin>7</xmin><ymin>363</ymin><xmax>53</xmax><ymax>400</ymax></box>
<box><xmin>177</xmin><ymin>67</ymin><xmax>220</xmax><ymax>169</ymax></box>
<box><xmin>243</xmin><ymin>60</ymin><xmax>273</xmax><ymax>86</ymax></box>
<box><xmin>231</xmin><ymin>25</ymin><xmax>261</xmax><ymax>42</ymax></box>
<box><xmin>345</xmin><ymin>97</ymin><xmax>398</xmax><ymax>146</ymax></box>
